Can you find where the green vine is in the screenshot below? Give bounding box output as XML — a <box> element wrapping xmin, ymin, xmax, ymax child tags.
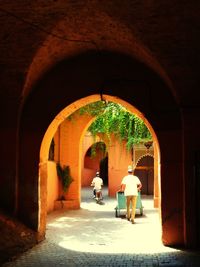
<box><xmin>89</xmin><ymin>141</ymin><xmax>107</xmax><ymax>159</ymax></box>
<box><xmin>78</xmin><ymin>101</ymin><xmax>152</xmax><ymax>151</ymax></box>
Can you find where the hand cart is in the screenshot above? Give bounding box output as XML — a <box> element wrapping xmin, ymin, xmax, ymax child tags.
<box><xmin>115</xmin><ymin>191</ymin><xmax>143</xmax><ymax>217</ymax></box>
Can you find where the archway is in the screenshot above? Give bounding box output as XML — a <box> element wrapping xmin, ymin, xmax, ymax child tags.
<box><xmin>18</xmin><ymin>50</ymin><xmax>183</xmax><ymax>246</ymax></box>
<box><xmin>39</xmin><ymin>94</ymin><xmax>159</xmax><ymax>232</ymax></box>
<box><xmin>82</xmin><ymin>141</ymin><xmax>108</xmax><ymax>186</ymax></box>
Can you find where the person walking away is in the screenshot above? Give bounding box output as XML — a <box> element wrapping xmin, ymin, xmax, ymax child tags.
<box><xmin>91</xmin><ymin>171</ymin><xmax>103</xmax><ymax>200</ymax></box>
<box><xmin>120</xmin><ymin>165</ymin><xmax>142</xmax><ymax>224</ymax></box>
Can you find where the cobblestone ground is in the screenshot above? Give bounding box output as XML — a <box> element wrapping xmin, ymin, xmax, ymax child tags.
<box><xmin>3</xmin><ymin>188</ymin><xmax>200</xmax><ymax>267</ymax></box>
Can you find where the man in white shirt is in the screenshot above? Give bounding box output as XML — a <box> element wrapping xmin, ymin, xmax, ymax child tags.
<box><xmin>120</xmin><ymin>165</ymin><xmax>142</xmax><ymax>224</ymax></box>
<box><xmin>91</xmin><ymin>171</ymin><xmax>103</xmax><ymax>200</ymax></box>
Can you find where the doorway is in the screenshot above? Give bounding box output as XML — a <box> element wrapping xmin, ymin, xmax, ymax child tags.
<box><xmin>135</xmin><ymin>156</ymin><xmax>154</xmax><ymax>195</ymax></box>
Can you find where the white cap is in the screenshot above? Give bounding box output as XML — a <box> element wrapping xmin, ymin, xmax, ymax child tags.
<box><xmin>128</xmin><ymin>165</ymin><xmax>133</xmax><ymax>172</ymax></box>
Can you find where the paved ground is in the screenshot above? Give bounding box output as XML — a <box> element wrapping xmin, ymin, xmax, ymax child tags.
<box><xmin>2</xmin><ymin>187</ymin><xmax>200</xmax><ymax>267</ymax></box>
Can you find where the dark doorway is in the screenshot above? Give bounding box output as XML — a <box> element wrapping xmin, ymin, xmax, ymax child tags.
<box><xmin>100</xmin><ymin>156</ymin><xmax>108</xmax><ymax>185</ymax></box>
<box><xmin>135</xmin><ymin>156</ymin><xmax>154</xmax><ymax>195</ymax></box>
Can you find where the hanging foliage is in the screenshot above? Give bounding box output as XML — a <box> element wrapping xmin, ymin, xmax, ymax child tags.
<box><xmin>89</xmin><ymin>141</ymin><xmax>107</xmax><ymax>159</ymax></box>
<box><xmin>78</xmin><ymin>101</ymin><xmax>152</xmax><ymax>151</ymax></box>
<box><xmin>56</xmin><ymin>163</ymin><xmax>74</xmax><ymax>195</ymax></box>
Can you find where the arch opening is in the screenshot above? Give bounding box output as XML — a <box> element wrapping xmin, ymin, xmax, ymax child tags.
<box><xmin>39</xmin><ymin>95</ymin><xmax>161</xmax><ymax>244</ymax></box>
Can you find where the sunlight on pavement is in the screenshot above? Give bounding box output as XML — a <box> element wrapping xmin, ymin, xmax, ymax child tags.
<box><xmin>47</xmin><ymin>191</ymin><xmax>180</xmax><ymax>255</ymax></box>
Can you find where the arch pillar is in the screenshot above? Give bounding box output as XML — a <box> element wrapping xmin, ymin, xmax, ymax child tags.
<box><xmin>58</xmin><ymin>113</ymin><xmax>94</xmax><ymax>208</ymax></box>
<box><xmin>154</xmin><ymin>143</ymin><xmax>160</xmax><ymax>208</ymax></box>
<box><xmin>38</xmin><ymin>161</ymin><xmax>48</xmax><ymax>241</ymax></box>
<box><xmin>159</xmin><ymin>129</ymin><xmax>184</xmax><ymax>246</ymax></box>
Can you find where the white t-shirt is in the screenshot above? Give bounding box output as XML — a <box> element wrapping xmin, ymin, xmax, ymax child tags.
<box><xmin>91</xmin><ymin>177</ymin><xmax>103</xmax><ymax>190</ymax></box>
<box><xmin>121</xmin><ymin>174</ymin><xmax>141</xmax><ymax>196</ymax></box>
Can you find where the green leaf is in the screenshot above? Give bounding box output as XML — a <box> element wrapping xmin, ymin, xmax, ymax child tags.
<box><xmin>69</xmin><ymin>101</ymin><xmax>152</xmax><ymax>154</ymax></box>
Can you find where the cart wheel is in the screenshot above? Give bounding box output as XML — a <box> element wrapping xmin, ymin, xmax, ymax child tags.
<box><xmin>140</xmin><ymin>207</ymin><xmax>143</xmax><ymax>216</ymax></box>
<box><xmin>115</xmin><ymin>208</ymin><xmax>118</xmax><ymax>217</ymax></box>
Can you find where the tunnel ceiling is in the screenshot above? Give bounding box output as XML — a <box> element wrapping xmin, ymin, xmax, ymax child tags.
<box><xmin>1</xmin><ymin>1</ymin><xmax>199</xmax><ymax>107</ymax></box>
<box><xmin>1</xmin><ymin>1</ymin><xmax>199</xmax><ymax>133</ymax></box>
<box><xmin>21</xmin><ymin>50</ymin><xmax>181</xmax><ymax>133</ymax></box>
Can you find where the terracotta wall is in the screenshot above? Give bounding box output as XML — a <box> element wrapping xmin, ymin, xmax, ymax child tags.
<box><xmin>82</xmin><ymin>168</ymin><xmax>96</xmax><ymax>187</ymax></box>
<box><xmin>81</xmin><ymin>132</ymin><xmax>133</xmax><ymax>196</ymax></box>
<box><xmin>108</xmin><ymin>136</ymin><xmax>133</xmax><ymax>196</ymax></box>
<box><xmin>47</xmin><ymin>161</ymin><xmax>58</xmax><ymax>213</ymax></box>
<box><xmin>47</xmin><ymin>116</ymin><xmax>157</xmax><ymax>212</ymax></box>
